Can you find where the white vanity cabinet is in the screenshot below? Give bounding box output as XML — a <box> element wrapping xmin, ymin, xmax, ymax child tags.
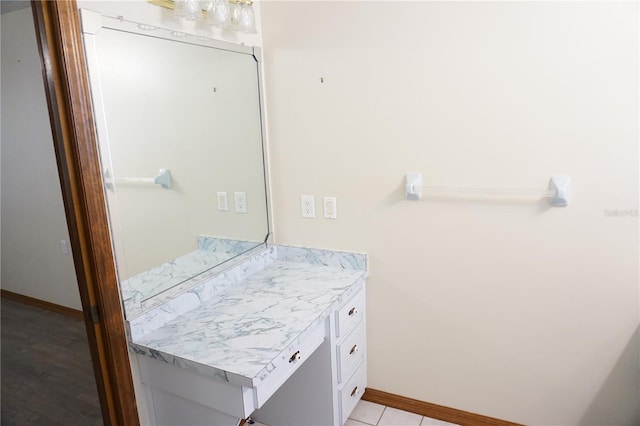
<box><xmin>335</xmin><ymin>289</ymin><xmax>367</xmax><ymax>423</ymax></box>
<box><xmin>129</xmin><ymin>246</ymin><xmax>368</xmax><ymax>426</ymax></box>
<box><xmin>251</xmin><ymin>286</ymin><xmax>367</xmax><ymax>426</ymax></box>
<box><xmin>136</xmin><ymin>317</ymin><xmax>329</xmax><ymax>425</ymax></box>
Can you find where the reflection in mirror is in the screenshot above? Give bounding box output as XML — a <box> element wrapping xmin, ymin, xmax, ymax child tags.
<box><xmin>81</xmin><ymin>11</ymin><xmax>269</xmax><ymax>318</ymax></box>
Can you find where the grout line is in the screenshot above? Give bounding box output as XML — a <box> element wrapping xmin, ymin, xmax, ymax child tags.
<box><xmin>376</xmin><ymin>406</ymin><xmax>386</xmax><ymax>426</ymax></box>
<box><xmin>352</xmin><ymin>403</ymin><xmax>448</xmax><ymax>426</ymax></box>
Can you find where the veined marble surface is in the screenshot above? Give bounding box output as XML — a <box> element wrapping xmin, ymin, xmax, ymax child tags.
<box><xmin>198</xmin><ymin>236</ymin><xmax>262</xmax><ymax>254</ymax></box>
<box><xmin>122</xmin><ymin>237</ymin><xmax>263</xmax><ymax>317</ymax></box>
<box><xmin>276</xmin><ymin>245</ymin><xmax>367</xmax><ymax>271</ymax></box>
<box><xmin>128</xmin><ymin>246</ymin><xmax>276</xmax><ymax>338</ymax></box>
<box><xmin>128</xmin><ymin>245</ymin><xmax>367</xmax><ymax>389</ymax></box>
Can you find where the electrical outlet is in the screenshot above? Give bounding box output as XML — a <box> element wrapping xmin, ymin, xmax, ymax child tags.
<box><xmin>301</xmin><ymin>195</ymin><xmax>315</xmax><ymax>218</ymax></box>
<box><xmin>217</xmin><ymin>192</ymin><xmax>228</xmax><ymax>211</ymax></box>
<box><xmin>234</xmin><ymin>192</ymin><xmax>247</xmax><ymax>214</ymax></box>
<box><xmin>323</xmin><ymin>196</ymin><xmax>337</xmax><ymax>219</ymax></box>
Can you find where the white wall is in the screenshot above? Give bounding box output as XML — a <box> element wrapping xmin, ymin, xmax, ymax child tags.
<box><xmin>1</xmin><ymin>7</ymin><xmax>81</xmax><ymax>310</ymax></box>
<box><xmin>261</xmin><ymin>2</ymin><xmax>639</xmax><ymax>425</ymax></box>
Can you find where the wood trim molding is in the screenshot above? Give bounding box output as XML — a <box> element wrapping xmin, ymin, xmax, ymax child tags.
<box><xmin>362</xmin><ymin>388</ymin><xmax>523</xmax><ymax>426</ymax></box>
<box><xmin>31</xmin><ymin>1</ymin><xmax>139</xmax><ymax>425</ymax></box>
<box><xmin>1</xmin><ymin>290</ymin><xmax>83</xmax><ymax>319</ymax></box>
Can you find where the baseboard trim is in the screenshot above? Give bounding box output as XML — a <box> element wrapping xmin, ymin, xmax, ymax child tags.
<box><xmin>1</xmin><ymin>290</ymin><xmax>83</xmax><ymax>319</ymax></box>
<box><xmin>362</xmin><ymin>388</ymin><xmax>522</xmax><ymax>426</ymax></box>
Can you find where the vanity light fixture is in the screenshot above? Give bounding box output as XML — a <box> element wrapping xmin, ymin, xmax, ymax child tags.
<box><xmin>149</xmin><ymin>0</ymin><xmax>257</xmax><ymax>34</ymax></box>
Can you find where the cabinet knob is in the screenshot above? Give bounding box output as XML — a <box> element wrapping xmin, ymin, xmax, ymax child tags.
<box><xmin>348</xmin><ymin>307</ymin><xmax>358</xmax><ymax>316</ymax></box>
<box><xmin>349</xmin><ymin>344</ymin><xmax>358</xmax><ymax>355</ymax></box>
<box><xmin>350</xmin><ymin>386</ymin><xmax>360</xmax><ymax>397</ymax></box>
<box><xmin>289</xmin><ymin>351</ymin><xmax>301</xmax><ymax>363</ymax></box>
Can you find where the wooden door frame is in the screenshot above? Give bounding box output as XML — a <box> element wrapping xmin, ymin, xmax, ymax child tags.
<box><xmin>31</xmin><ymin>1</ymin><xmax>140</xmax><ymax>424</ymax></box>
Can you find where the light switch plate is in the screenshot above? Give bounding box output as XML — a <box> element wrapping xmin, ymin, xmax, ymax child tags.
<box><xmin>323</xmin><ymin>196</ymin><xmax>337</xmax><ymax>219</ymax></box>
<box><xmin>60</xmin><ymin>240</ymin><xmax>69</xmax><ymax>255</ymax></box>
<box><xmin>217</xmin><ymin>192</ymin><xmax>228</xmax><ymax>211</ymax></box>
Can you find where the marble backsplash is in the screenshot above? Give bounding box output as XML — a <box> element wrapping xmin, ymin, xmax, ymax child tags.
<box><xmin>198</xmin><ymin>236</ymin><xmax>262</xmax><ymax>253</ymax></box>
<box><xmin>275</xmin><ymin>245</ymin><xmax>367</xmax><ymax>271</ymax></box>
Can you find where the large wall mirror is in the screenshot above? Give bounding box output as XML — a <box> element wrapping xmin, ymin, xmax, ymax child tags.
<box><xmin>80</xmin><ymin>10</ymin><xmax>269</xmax><ymax>319</ymax></box>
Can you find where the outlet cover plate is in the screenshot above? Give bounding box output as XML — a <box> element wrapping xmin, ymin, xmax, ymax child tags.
<box><xmin>301</xmin><ymin>195</ymin><xmax>315</xmax><ymax>218</ymax></box>
<box><xmin>234</xmin><ymin>192</ymin><xmax>247</xmax><ymax>214</ymax></box>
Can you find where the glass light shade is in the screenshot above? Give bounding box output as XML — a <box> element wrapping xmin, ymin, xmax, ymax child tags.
<box><xmin>228</xmin><ymin>1</ymin><xmax>242</xmax><ymax>29</ymax></box>
<box><xmin>236</xmin><ymin>3</ymin><xmax>257</xmax><ymax>34</ymax></box>
<box><xmin>175</xmin><ymin>0</ymin><xmax>203</xmax><ymax>21</ymax></box>
<box><xmin>210</xmin><ymin>0</ymin><xmax>231</xmax><ymax>26</ymax></box>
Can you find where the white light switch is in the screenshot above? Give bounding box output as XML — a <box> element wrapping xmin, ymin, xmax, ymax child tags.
<box><xmin>234</xmin><ymin>192</ymin><xmax>247</xmax><ymax>214</ymax></box>
<box><xmin>323</xmin><ymin>196</ymin><xmax>337</xmax><ymax>219</ymax></box>
<box><xmin>217</xmin><ymin>192</ymin><xmax>228</xmax><ymax>211</ymax></box>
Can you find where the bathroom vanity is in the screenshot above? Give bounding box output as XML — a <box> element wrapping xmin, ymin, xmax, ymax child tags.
<box><xmin>80</xmin><ymin>8</ymin><xmax>367</xmax><ymax>425</ymax></box>
<box><xmin>127</xmin><ymin>246</ymin><xmax>368</xmax><ymax>426</ymax></box>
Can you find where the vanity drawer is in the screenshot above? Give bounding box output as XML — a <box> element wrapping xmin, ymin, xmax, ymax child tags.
<box><xmin>254</xmin><ymin>319</ymin><xmax>326</xmax><ymax>408</ymax></box>
<box><xmin>336</xmin><ymin>289</ymin><xmax>365</xmax><ymax>338</ymax></box>
<box><xmin>337</xmin><ymin>323</ymin><xmax>365</xmax><ymax>384</ymax></box>
<box><xmin>339</xmin><ymin>364</ymin><xmax>367</xmax><ymax>424</ymax></box>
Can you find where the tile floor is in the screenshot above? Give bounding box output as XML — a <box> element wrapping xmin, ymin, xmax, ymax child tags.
<box><xmin>347</xmin><ymin>400</ymin><xmax>459</xmax><ymax>426</ymax></box>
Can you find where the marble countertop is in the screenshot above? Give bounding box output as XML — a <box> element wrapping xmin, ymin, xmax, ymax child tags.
<box><xmin>129</xmin><ymin>246</ymin><xmax>367</xmax><ymax>389</ymax></box>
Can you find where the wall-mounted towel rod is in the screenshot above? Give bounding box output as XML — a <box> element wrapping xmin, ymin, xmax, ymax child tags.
<box><xmin>104</xmin><ymin>168</ymin><xmax>172</xmax><ymax>190</ymax></box>
<box><xmin>405</xmin><ymin>173</ymin><xmax>570</xmax><ymax>207</ymax></box>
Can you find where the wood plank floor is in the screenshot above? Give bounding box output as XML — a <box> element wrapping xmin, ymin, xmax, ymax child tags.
<box><xmin>1</xmin><ymin>297</ymin><xmax>103</xmax><ymax>426</ymax></box>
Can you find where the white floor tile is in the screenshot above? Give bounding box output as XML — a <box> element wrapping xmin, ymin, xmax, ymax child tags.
<box><xmin>345</xmin><ymin>419</ymin><xmax>373</xmax><ymax>426</ymax></box>
<box><xmin>420</xmin><ymin>417</ymin><xmax>459</xmax><ymax>426</ymax></box>
<box><xmin>378</xmin><ymin>407</ymin><xmax>423</xmax><ymax>426</ymax></box>
<box><xmin>349</xmin><ymin>400</ymin><xmax>386</xmax><ymax>425</ymax></box>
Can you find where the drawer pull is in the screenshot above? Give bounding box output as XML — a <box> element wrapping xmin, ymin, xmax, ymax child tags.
<box><xmin>350</xmin><ymin>386</ymin><xmax>360</xmax><ymax>397</ymax></box>
<box><xmin>348</xmin><ymin>307</ymin><xmax>358</xmax><ymax>316</ymax></box>
<box><xmin>289</xmin><ymin>351</ymin><xmax>301</xmax><ymax>363</ymax></box>
<box><xmin>349</xmin><ymin>344</ymin><xmax>358</xmax><ymax>355</ymax></box>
